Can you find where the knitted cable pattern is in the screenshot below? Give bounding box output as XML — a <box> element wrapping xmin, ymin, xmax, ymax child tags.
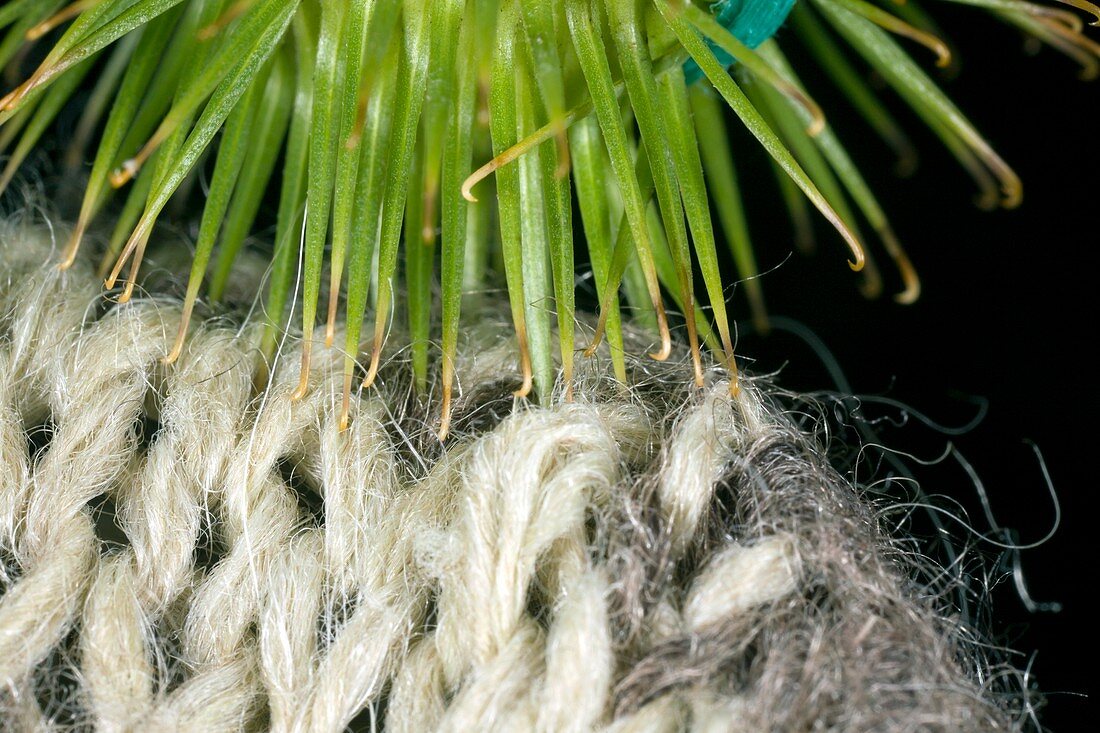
<box><xmin>0</xmin><ymin>226</ymin><xmax>1020</xmax><ymax>731</ymax></box>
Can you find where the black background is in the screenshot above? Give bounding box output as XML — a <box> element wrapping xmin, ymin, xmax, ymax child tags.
<box><xmin>731</xmin><ymin>9</ymin><xmax>1095</xmax><ymax>730</ymax></box>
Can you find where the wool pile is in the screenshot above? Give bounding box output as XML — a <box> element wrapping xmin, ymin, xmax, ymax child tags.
<box><xmin>0</xmin><ymin>226</ymin><xmax>1022</xmax><ymax>731</ymax></box>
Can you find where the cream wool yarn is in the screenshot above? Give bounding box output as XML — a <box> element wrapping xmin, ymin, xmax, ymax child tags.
<box><xmin>0</xmin><ymin>226</ymin><xmax>1021</xmax><ymax>732</ymax></box>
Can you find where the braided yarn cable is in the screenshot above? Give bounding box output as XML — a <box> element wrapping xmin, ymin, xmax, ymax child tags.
<box><xmin>0</xmin><ymin>226</ymin><xmax>1020</xmax><ymax>731</ymax></box>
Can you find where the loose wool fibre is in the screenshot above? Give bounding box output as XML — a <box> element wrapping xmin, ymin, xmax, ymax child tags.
<box><xmin>0</xmin><ymin>228</ymin><xmax>1025</xmax><ymax>732</ymax></box>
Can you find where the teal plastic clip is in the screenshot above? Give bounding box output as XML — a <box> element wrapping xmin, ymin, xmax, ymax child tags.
<box><xmin>683</xmin><ymin>0</ymin><xmax>797</xmax><ymax>83</ymax></box>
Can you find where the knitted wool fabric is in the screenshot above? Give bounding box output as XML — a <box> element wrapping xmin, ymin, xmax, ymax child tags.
<box><xmin>0</xmin><ymin>227</ymin><xmax>1021</xmax><ymax>731</ymax></box>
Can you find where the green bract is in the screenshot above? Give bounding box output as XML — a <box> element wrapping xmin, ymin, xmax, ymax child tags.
<box><xmin>0</xmin><ymin>0</ymin><xmax>1097</xmax><ymax>435</ymax></box>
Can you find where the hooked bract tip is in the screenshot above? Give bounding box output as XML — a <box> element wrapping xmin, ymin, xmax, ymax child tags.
<box><xmin>894</xmin><ymin>288</ymin><xmax>919</xmax><ymax>305</ymax></box>
<box><xmin>291</xmin><ymin>345</ymin><xmax>312</xmax><ymax>401</ymax></box>
<box><xmin>461</xmin><ymin>180</ymin><xmax>479</xmax><ymax>203</ymax></box>
<box><xmin>893</xmin><ymin>261</ymin><xmax>922</xmax><ymax>305</ymax></box>
<box><xmin>110</xmin><ymin>160</ymin><xmax>138</xmax><ymax>188</ymax></box>
<box><xmin>1002</xmin><ymin>184</ymin><xmax>1024</xmax><ymax>210</ymax></box>
<box><xmin>361</xmin><ymin>342</ymin><xmax>382</xmax><ymax>389</ymax></box>
<box><xmin>648</xmin><ymin>333</ymin><xmax>672</xmax><ymax>362</ymax></box>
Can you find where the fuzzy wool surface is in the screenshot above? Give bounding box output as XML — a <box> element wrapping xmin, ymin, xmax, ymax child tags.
<box><xmin>0</xmin><ymin>226</ymin><xmax>1022</xmax><ymax>732</ymax></box>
